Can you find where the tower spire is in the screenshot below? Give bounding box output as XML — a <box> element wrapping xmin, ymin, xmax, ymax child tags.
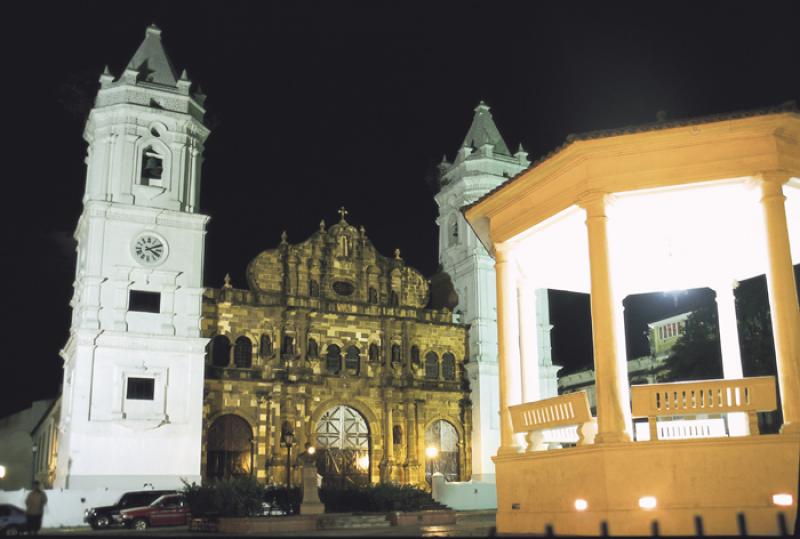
<box><xmin>126</xmin><ymin>24</ymin><xmax>179</xmax><ymax>87</ymax></box>
<box><xmin>460</xmin><ymin>100</ymin><xmax>511</xmax><ymax>155</ymax></box>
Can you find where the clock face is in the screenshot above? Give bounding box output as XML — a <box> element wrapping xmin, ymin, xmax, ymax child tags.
<box><xmin>132</xmin><ymin>234</ymin><xmax>167</xmax><ymax>265</ymax></box>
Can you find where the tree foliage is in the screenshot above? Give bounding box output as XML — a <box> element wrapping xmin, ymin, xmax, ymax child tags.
<box><xmin>663</xmin><ymin>305</ymin><xmax>723</xmax><ymax>381</ymax></box>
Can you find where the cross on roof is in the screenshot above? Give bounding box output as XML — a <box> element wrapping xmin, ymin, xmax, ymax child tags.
<box><xmin>338</xmin><ymin>207</ymin><xmax>348</xmax><ymax>222</ymax></box>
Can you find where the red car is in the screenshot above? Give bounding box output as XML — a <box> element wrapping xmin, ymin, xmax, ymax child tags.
<box><xmin>116</xmin><ymin>494</ymin><xmax>189</xmax><ymax>530</ymax></box>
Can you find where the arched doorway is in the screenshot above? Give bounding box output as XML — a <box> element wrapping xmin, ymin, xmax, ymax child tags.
<box><xmin>315</xmin><ymin>405</ymin><xmax>370</xmax><ymax>488</ymax></box>
<box><xmin>425</xmin><ymin>419</ymin><xmax>459</xmax><ymax>484</ymax></box>
<box><xmin>206</xmin><ymin>414</ymin><xmax>253</xmax><ymax>480</ymax></box>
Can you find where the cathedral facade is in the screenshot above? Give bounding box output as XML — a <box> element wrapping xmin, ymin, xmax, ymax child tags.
<box><xmin>49</xmin><ymin>25</ymin><xmax>480</xmax><ymax>491</ymax></box>
<box><xmin>201</xmin><ymin>214</ymin><xmax>471</xmax><ymax>487</ymax></box>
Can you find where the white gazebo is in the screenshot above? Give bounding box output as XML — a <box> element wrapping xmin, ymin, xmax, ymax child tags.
<box><xmin>464</xmin><ymin>105</ymin><xmax>800</xmax><ymax>536</ymax></box>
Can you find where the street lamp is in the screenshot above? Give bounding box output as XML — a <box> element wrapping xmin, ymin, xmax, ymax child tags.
<box><xmin>0</xmin><ymin>464</ymin><xmax>7</xmax><ymax>479</ymax></box>
<box><xmin>281</xmin><ymin>428</ymin><xmax>295</xmax><ymax>489</ymax></box>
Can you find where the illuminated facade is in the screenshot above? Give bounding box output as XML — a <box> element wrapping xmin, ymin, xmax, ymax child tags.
<box><xmin>201</xmin><ymin>213</ymin><xmax>471</xmax><ymax>487</ymax></box>
<box><xmin>54</xmin><ymin>26</ymin><xmax>210</xmax><ymax>490</ymax></box>
<box><xmin>43</xmin><ymin>26</ymin><xmax>473</xmax><ymax>493</ymax></box>
<box><xmin>465</xmin><ymin>105</ymin><xmax>800</xmax><ymax>535</ymax></box>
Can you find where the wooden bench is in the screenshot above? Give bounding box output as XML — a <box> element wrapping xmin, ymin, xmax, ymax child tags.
<box><xmin>631</xmin><ymin>375</ymin><xmax>777</xmax><ymax>440</ymax></box>
<box><xmin>509</xmin><ymin>391</ymin><xmax>596</xmax><ymax>451</ymax></box>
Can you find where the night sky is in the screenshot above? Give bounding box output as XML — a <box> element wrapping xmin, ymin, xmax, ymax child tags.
<box><xmin>2</xmin><ymin>2</ymin><xmax>798</xmax><ymax>417</ymax></box>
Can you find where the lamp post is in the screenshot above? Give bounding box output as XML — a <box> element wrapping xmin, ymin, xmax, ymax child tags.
<box><xmin>281</xmin><ymin>429</ymin><xmax>295</xmax><ymax>489</ymax></box>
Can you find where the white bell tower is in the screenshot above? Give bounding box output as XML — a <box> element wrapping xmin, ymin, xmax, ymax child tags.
<box><xmin>55</xmin><ymin>25</ymin><xmax>210</xmax><ymax>489</ymax></box>
<box><xmin>434</xmin><ymin>102</ymin><xmax>560</xmax><ymax>482</ymax></box>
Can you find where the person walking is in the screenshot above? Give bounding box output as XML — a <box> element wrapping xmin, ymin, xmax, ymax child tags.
<box><xmin>25</xmin><ymin>481</ymin><xmax>48</xmax><ymax>535</ymax></box>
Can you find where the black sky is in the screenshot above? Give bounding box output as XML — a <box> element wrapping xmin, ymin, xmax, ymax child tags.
<box><xmin>1</xmin><ymin>2</ymin><xmax>798</xmax><ymax>416</ymax></box>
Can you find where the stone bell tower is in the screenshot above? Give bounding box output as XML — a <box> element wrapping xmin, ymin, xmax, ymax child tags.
<box><xmin>55</xmin><ymin>25</ymin><xmax>210</xmax><ymax>489</ymax></box>
<box><xmin>434</xmin><ymin>102</ymin><xmax>560</xmax><ymax>482</ymax></box>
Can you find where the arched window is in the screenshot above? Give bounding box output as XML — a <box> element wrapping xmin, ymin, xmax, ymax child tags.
<box><xmin>259</xmin><ymin>334</ymin><xmax>273</xmax><ymax>357</ymax></box>
<box><xmin>326</xmin><ymin>344</ymin><xmax>342</xmax><ymax>374</ymax></box>
<box><xmin>410</xmin><ymin>345</ymin><xmax>420</xmax><ymax>368</ymax></box>
<box><xmin>140</xmin><ymin>146</ymin><xmax>164</xmax><ymax>187</ymax></box>
<box><xmin>368</xmin><ymin>343</ymin><xmax>380</xmax><ymax>363</ymax></box>
<box><xmin>308</xmin><ymin>338</ymin><xmax>319</xmax><ymax>359</ymax></box>
<box><xmin>448</xmin><ymin>215</ymin><xmax>459</xmax><ymax>247</ymax></box>
<box><xmin>393</xmin><ymin>425</ymin><xmax>403</xmax><ymax>445</ymax></box>
<box><xmin>206</xmin><ymin>414</ymin><xmax>253</xmax><ymax>479</ymax></box>
<box><xmin>211</xmin><ymin>335</ymin><xmax>231</xmax><ymax>367</ymax></box>
<box><xmin>281</xmin><ymin>334</ymin><xmax>295</xmax><ymax>359</ymax></box>
<box><xmin>442</xmin><ymin>353</ymin><xmax>456</xmax><ymax>380</ymax></box>
<box><xmin>339</xmin><ymin>235</ymin><xmax>352</xmax><ymax>257</ymax></box>
<box><xmin>425</xmin><ymin>352</ymin><xmax>439</xmax><ymax>380</ymax></box>
<box><xmin>309</xmin><ymin>280</ymin><xmax>320</xmax><ymax>297</ymax></box>
<box><xmin>345</xmin><ymin>346</ymin><xmax>360</xmax><ymax>373</ymax></box>
<box><xmin>425</xmin><ymin>419</ymin><xmax>459</xmax><ymax>483</ymax></box>
<box><xmin>389</xmin><ymin>291</ymin><xmax>399</xmax><ymax>307</ymax></box>
<box><xmin>368</xmin><ymin>287</ymin><xmax>378</xmax><ymax>304</ymax></box>
<box><xmin>391</xmin><ymin>344</ymin><xmax>401</xmax><ymax>365</ymax></box>
<box><xmin>234</xmin><ymin>337</ymin><xmax>253</xmax><ymax>368</ymax></box>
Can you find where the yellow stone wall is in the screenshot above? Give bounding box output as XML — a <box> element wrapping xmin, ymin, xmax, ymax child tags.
<box><xmin>201</xmin><ymin>217</ymin><xmax>471</xmax><ymax>487</ymax></box>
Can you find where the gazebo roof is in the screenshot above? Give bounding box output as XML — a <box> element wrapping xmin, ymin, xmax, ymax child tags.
<box><xmin>464</xmin><ymin>103</ymin><xmax>800</xmax><ymax>251</ymax></box>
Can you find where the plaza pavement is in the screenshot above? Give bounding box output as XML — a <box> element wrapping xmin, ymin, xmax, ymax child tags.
<box><xmin>42</xmin><ymin>510</ymin><xmax>497</xmax><ymax>537</ymax></box>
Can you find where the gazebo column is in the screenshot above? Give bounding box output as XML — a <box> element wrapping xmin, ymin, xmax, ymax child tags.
<box><xmin>757</xmin><ymin>173</ymin><xmax>800</xmax><ymax>434</ymax></box>
<box><xmin>517</xmin><ymin>280</ymin><xmax>541</xmax><ymax>404</ymax></box>
<box><xmin>713</xmin><ymin>282</ymin><xmax>749</xmax><ymax>436</ymax></box>
<box><xmin>579</xmin><ymin>193</ymin><xmax>632</xmax><ymax>444</ymax></box>
<box><xmin>495</xmin><ymin>242</ymin><xmax>522</xmax><ymax>455</ymax></box>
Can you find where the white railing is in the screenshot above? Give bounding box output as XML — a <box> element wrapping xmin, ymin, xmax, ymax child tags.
<box><xmin>631</xmin><ymin>376</ymin><xmax>777</xmax><ymax>440</ymax></box>
<box><xmin>634</xmin><ymin>418</ymin><xmax>728</xmax><ymax>441</ymax></box>
<box><xmin>509</xmin><ymin>391</ymin><xmax>595</xmax><ymax>451</ymax></box>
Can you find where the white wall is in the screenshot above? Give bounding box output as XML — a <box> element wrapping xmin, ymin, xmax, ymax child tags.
<box><xmin>431</xmin><ymin>473</ymin><xmax>497</xmax><ymax>511</ymax></box>
<box><xmin>0</xmin><ymin>488</ymin><xmax>131</xmax><ymax>528</ymax></box>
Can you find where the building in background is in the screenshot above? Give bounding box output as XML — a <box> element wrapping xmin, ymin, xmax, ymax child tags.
<box><xmin>0</xmin><ymin>400</ymin><xmax>55</xmax><ymax>490</ymax></box>
<box><xmin>559</xmin><ymin>312</ymin><xmax>690</xmax><ymax>410</ymax></box>
<box><xmin>434</xmin><ymin>103</ymin><xmax>560</xmax><ymax>481</ymax></box>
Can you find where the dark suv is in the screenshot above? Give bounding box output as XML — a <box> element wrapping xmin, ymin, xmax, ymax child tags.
<box><xmin>84</xmin><ymin>490</ymin><xmax>176</xmax><ymax>529</ymax></box>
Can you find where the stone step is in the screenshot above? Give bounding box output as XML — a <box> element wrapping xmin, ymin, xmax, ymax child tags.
<box><xmin>317</xmin><ymin>513</ymin><xmax>392</xmax><ymax>529</ymax></box>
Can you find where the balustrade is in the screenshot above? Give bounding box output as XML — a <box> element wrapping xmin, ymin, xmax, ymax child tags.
<box><xmin>631</xmin><ymin>376</ymin><xmax>777</xmax><ymax>440</ymax></box>
<box><xmin>509</xmin><ymin>391</ymin><xmax>596</xmax><ymax>451</ymax></box>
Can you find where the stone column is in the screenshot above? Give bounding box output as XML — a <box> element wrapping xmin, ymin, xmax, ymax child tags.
<box><xmin>517</xmin><ymin>281</ymin><xmax>541</xmax><ymax>403</ymax></box>
<box><xmin>579</xmin><ymin>193</ymin><xmax>632</xmax><ymax>444</ymax></box>
<box><xmin>713</xmin><ymin>282</ymin><xmax>749</xmax><ymax>436</ymax></box>
<box><xmin>757</xmin><ymin>173</ymin><xmax>800</xmax><ymax>434</ymax></box>
<box><xmin>382</xmin><ymin>400</ymin><xmax>394</xmax><ymax>481</ymax></box>
<box><xmin>405</xmin><ymin>400</ymin><xmax>419</xmax><ymax>484</ymax></box>
<box><xmin>494</xmin><ymin>242</ymin><xmax>522</xmax><ymax>455</ymax></box>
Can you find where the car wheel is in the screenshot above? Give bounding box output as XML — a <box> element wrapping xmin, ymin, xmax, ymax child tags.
<box><xmin>3</xmin><ymin>525</ymin><xmax>21</xmax><ymax>536</ymax></box>
<box><xmin>94</xmin><ymin>515</ymin><xmax>111</xmax><ymax>529</ymax></box>
<box><xmin>133</xmin><ymin>518</ymin><xmax>148</xmax><ymax>531</ymax></box>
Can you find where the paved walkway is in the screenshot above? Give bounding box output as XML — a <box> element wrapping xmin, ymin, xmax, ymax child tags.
<box><xmin>43</xmin><ymin>510</ymin><xmax>497</xmax><ymax>537</ymax></box>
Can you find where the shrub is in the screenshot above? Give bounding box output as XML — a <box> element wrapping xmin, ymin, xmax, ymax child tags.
<box><xmin>182</xmin><ymin>476</ymin><xmax>265</xmax><ymax>518</ymax></box>
<box><xmin>319</xmin><ymin>483</ymin><xmax>436</xmax><ymax>513</ymax></box>
<box><xmin>263</xmin><ymin>485</ymin><xmax>302</xmax><ymax>515</ymax></box>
